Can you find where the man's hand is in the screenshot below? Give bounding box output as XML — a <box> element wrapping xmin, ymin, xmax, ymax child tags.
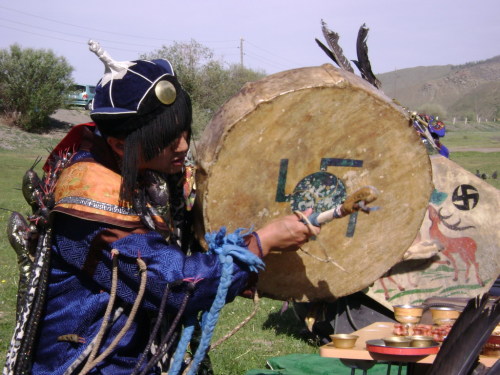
<box><xmin>255</xmin><ymin>208</ymin><xmax>320</xmax><ymax>255</ymax></box>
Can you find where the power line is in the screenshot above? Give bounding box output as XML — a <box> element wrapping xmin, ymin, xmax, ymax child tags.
<box><xmin>0</xmin><ymin>23</ymin><xmax>149</xmax><ymax>56</ymax></box>
<box><xmin>0</xmin><ymin>23</ymin><xmax>89</xmax><ymax>47</ymax></box>
<box><xmin>0</xmin><ymin>4</ymin><xmax>240</xmax><ymax>46</ymax></box>
<box><xmin>244</xmin><ymin>51</ymin><xmax>290</xmax><ymax>71</ymax></box>
<box><xmin>0</xmin><ymin>4</ymin><xmax>299</xmax><ymax>73</ymax></box>
<box><xmin>245</xmin><ymin>39</ymin><xmax>303</xmax><ymax>67</ymax></box>
<box><xmin>242</xmin><ymin>44</ymin><xmax>294</xmax><ymax>70</ymax></box>
<box><xmin>0</xmin><ymin>17</ymin><xmax>160</xmax><ymax>49</ymax></box>
<box><xmin>0</xmin><ymin>4</ymin><xmax>173</xmax><ymax>42</ymax></box>
<box><xmin>0</xmin><ymin>21</ymin><xmax>238</xmax><ymax>60</ymax></box>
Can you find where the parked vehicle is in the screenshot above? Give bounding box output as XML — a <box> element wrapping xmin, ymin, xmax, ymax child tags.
<box><xmin>66</xmin><ymin>84</ymin><xmax>96</xmax><ymax>109</ymax></box>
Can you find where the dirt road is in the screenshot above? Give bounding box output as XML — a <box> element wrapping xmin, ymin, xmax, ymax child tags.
<box><xmin>50</xmin><ymin>108</ymin><xmax>91</xmax><ymax>126</ymax></box>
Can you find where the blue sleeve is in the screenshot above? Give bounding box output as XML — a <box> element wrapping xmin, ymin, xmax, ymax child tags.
<box><xmin>51</xmin><ymin>214</ymin><xmax>251</xmax><ymax>313</ymax></box>
<box><xmin>439</xmin><ymin>143</ymin><xmax>450</xmax><ymax>158</ymax></box>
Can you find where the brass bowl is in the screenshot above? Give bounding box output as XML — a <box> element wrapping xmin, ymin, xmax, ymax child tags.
<box><xmin>408</xmin><ymin>335</ymin><xmax>436</xmax><ymax>347</ymax></box>
<box><xmin>329</xmin><ymin>334</ymin><xmax>359</xmax><ymax>349</ymax></box>
<box><xmin>430</xmin><ymin>307</ymin><xmax>460</xmax><ymax>326</ymax></box>
<box><xmin>383</xmin><ymin>336</ymin><xmax>412</xmax><ymax>347</ymax></box>
<box><xmin>393</xmin><ymin>304</ymin><xmax>424</xmax><ymax>324</ymax></box>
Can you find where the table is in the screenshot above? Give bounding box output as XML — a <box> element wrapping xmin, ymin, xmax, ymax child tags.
<box><xmin>319</xmin><ymin>322</ymin><xmax>498</xmax><ymax>373</ymax></box>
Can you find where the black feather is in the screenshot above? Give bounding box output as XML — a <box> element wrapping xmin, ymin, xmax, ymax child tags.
<box><xmin>320</xmin><ymin>19</ymin><xmax>354</xmax><ymax>73</ymax></box>
<box><xmin>352</xmin><ymin>23</ymin><xmax>381</xmax><ymax>88</ymax></box>
<box><xmin>315</xmin><ymin>38</ymin><xmax>339</xmax><ymax>66</ymax></box>
<box><xmin>426</xmin><ymin>294</ymin><xmax>500</xmax><ymax>375</ymax></box>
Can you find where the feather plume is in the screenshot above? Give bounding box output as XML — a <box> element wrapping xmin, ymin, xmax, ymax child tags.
<box><xmin>351</xmin><ymin>23</ymin><xmax>381</xmax><ymax>89</ymax></box>
<box><xmin>319</xmin><ymin>20</ymin><xmax>354</xmax><ymax>73</ymax></box>
<box><xmin>315</xmin><ymin>38</ymin><xmax>339</xmax><ymax>66</ymax></box>
<box><xmin>426</xmin><ymin>294</ymin><xmax>500</xmax><ymax>375</ymax></box>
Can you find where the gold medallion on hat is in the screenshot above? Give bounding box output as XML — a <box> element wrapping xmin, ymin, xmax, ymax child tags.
<box><xmin>155</xmin><ymin>80</ymin><xmax>177</xmax><ymax>105</ymax></box>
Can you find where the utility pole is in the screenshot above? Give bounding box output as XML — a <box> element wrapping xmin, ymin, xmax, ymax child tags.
<box><xmin>393</xmin><ymin>67</ymin><xmax>398</xmax><ymax>98</ymax></box>
<box><xmin>240</xmin><ymin>38</ymin><xmax>244</xmax><ymax>67</ymax></box>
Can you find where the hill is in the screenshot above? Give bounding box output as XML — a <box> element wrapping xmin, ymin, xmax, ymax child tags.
<box><xmin>377</xmin><ymin>55</ymin><xmax>500</xmax><ymax>121</ymax></box>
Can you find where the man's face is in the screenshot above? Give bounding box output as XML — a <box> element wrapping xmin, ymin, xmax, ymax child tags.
<box><xmin>138</xmin><ymin>131</ymin><xmax>189</xmax><ymax>175</ymax></box>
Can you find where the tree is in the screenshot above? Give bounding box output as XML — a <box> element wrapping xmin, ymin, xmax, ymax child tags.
<box><xmin>417</xmin><ymin>103</ymin><xmax>447</xmax><ymax>120</ymax></box>
<box><xmin>141</xmin><ymin>40</ymin><xmax>265</xmax><ymax>137</ymax></box>
<box><xmin>0</xmin><ymin>44</ymin><xmax>74</xmax><ymax>131</ymax></box>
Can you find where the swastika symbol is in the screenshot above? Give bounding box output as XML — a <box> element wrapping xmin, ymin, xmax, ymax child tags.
<box><xmin>452</xmin><ymin>184</ymin><xmax>479</xmax><ymax>210</ymax></box>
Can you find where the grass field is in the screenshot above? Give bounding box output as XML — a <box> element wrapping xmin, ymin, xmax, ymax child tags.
<box><xmin>445</xmin><ymin>122</ymin><xmax>500</xmax><ymax>189</ymax></box>
<box><xmin>0</xmin><ymin>120</ymin><xmax>498</xmax><ymax>374</ymax></box>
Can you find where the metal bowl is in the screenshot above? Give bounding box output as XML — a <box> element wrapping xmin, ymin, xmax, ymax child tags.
<box><xmin>408</xmin><ymin>335</ymin><xmax>436</xmax><ymax>347</ymax></box>
<box><xmin>430</xmin><ymin>307</ymin><xmax>461</xmax><ymax>326</ymax></box>
<box><xmin>329</xmin><ymin>334</ymin><xmax>359</xmax><ymax>349</ymax></box>
<box><xmin>393</xmin><ymin>304</ymin><xmax>424</xmax><ymax>324</ymax></box>
<box><xmin>383</xmin><ymin>336</ymin><xmax>412</xmax><ymax>347</ymax></box>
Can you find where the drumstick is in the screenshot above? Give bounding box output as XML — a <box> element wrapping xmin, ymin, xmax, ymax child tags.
<box><xmin>292</xmin><ymin>186</ymin><xmax>379</xmax><ymax>272</ymax></box>
<box><xmin>307</xmin><ymin>185</ymin><xmax>380</xmax><ymax>227</ymax></box>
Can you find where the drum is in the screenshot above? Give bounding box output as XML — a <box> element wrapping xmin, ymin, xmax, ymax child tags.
<box><xmin>366</xmin><ymin>155</ymin><xmax>500</xmax><ymax>310</ymax></box>
<box><xmin>194</xmin><ymin>64</ymin><xmax>433</xmax><ymax>302</ymax></box>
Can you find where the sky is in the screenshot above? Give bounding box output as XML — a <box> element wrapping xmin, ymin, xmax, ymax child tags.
<box><xmin>1</xmin><ymin>0</ymin><xmax>499</xmax><ymax>85</ymax></box>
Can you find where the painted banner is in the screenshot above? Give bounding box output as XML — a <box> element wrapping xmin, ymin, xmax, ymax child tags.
<box><xmin>366</xmin><ymin>155</ymin><xmax>500</xmax><ymax>310</ymax></box>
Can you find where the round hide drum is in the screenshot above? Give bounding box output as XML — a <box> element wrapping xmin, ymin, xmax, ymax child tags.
<box><xmin>194</xmin><ymin>64</ymin><xmax>433</xmax><ymax>302</ymax></box>
<box><xmin>366</xmin><ymin>155</ymin><xmax>500</xmax><ymax>310</ymax></box>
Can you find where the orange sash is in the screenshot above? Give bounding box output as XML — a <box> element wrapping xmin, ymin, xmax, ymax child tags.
<box><xmin>53</xmin><ymin>161</ymin><xmax>142</xmax><ymax>228</ymax></box>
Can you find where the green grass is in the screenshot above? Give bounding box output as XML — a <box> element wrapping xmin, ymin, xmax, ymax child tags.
<box><xmin>210</xmin><ymin>297</ymin><xmax>318</xmax><ymax>374</ymax></box>
<box><xmin>445</xmin><ymin>121</ymin><xmax>500</xmax><ymax>148</ymax></box>
<box><xmin>449</xmin><ymin>152</ymin><xmax>500</xmax><ymax>189</ymax></box>
<box><xmin>445</xmin><ymin>131</ymin><xmax>500</xmax><ymax>149</ymax></box>
<box><xmin>444</xmin><ymin>122</ymin><xmax>500</xmax><ymax>189</ymax></box>
<box><xmin>0</xmin><ymin>128</ymin><xmax>63</xmax><ymax>364</ymax></box>
<box><xmin>0</xmin><ymin>121</ymin><xmax>498</xmax><ymax>374</ymax></box>
<box><xmin>0</xmin><ymin>149</ymin><xmax>51</xmax><ymax>359</ymax></box>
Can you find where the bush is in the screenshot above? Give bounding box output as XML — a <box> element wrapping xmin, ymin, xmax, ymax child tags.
<box><xmin>0</xmin><ymin>44</ymin><xmax>74</xmax><ymax>131</ymax></box>
<box><xmin>417</xmin><ymin>103</ymin><xmax>447</xmax><ymax>120</ymax></box>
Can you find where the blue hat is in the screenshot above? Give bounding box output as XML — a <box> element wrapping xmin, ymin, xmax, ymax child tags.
<box><xmin>91</xmin><ymin>58</ymin><xmax>175</xmax><ymax>115</ymax></box>
<box><xmin>88</xmin><ymin>40</ymin><xmax>187</xmax><ymax>137</ymax></box>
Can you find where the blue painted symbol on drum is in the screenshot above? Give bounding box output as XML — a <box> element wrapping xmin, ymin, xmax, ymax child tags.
<box><xmin>275</xmin><ymin>157</ymin><xmax>363</xmax><ymax>237</ymax></box>
<box><xmin>290</xmin><ymin>172</ymin><xmax>346</xmax><ymax>212</ymax></box>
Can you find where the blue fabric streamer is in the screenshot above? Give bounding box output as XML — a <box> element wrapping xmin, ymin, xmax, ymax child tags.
<box><xmin>180</xmin><ymin>228</ymin><xmax>265</xmax><ymax>375</ymax></box>
<box><xmin>168</xmin><ymin>315</ymin><xmax>197</xmax><ymax>375</ymax></box>
<box><xmin>186</xmin><ymin>256</ymin><xmax>233</xmax><ymax>375</ymax></box>
<box><xmin>205</xmin><ymin>227</ymin><xmax>265</xmax><ymax>273</ymax></box>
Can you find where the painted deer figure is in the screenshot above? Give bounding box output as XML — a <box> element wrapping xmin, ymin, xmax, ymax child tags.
<box><xmin>378</xmin><ymin>232</ymin><xmax>443</xmax><ymax>300</ymax></box>
<box><xmin>428</xmin><ymin>205</ymin><xmax>484</xmax><ymax>286</ymax></box>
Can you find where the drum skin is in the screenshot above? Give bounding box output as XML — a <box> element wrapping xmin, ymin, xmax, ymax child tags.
<box><xmin>194</xmin><ymin>64</ymin><xmax>433</xmax><ymax>302</ymax></box>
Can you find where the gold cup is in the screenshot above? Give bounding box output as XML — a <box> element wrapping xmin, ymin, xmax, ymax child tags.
<box><xmin>408</xmin><ymin>335</ymin><xmax>436</xmax><ymax>347</ymax></box>
<box><xmin>393</xmin><ymin>304</ymin><xmax>424</xmax><ymax>324</ymax></box>
<box><xmin>329</xmin><ymin>334</ymin><xmax>359</xmax><ymax>349</ymax></box>
<box><xmin>383</xmin><ymin>336</ymin><xmax>412</xmax><ymax>347</ymax></box>
<box><xmin>430</xmin><ymin>307</ymin><xmax>460</xmax><ymax>326</ymax></box>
